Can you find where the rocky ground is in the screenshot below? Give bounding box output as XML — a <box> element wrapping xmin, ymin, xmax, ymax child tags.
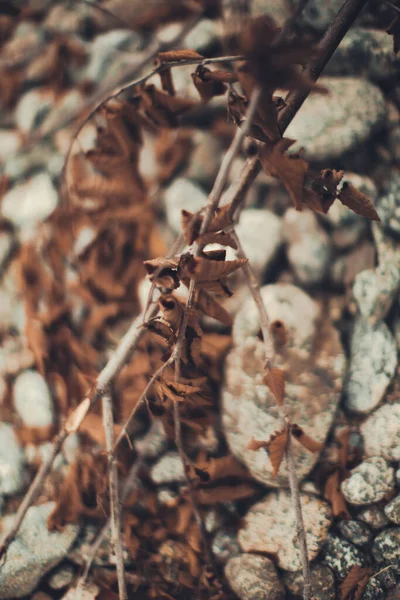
<box><xmin>1</xmin><ymin>0</ymin><xmax>400</xmax><ymax>599</ymax></box>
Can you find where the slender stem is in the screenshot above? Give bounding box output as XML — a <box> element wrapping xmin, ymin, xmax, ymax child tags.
<box><xmin>102</xmin><ymin>393</ymin><xmax>127</xmax><ymax>600</ymax></box>
<box><xmin>384</xmin><ymin>0</ymin><xmax>400</xmax><ymax>14</ymax></box>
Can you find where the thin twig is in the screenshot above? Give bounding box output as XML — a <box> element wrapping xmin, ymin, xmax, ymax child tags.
<box><xmin>231</xmin><ymin>228</ymin><xmax>311</xmax><ymax>598</ymax></box>
<box><xmin>102</xmin><ymin>392</ymin><xmax>127</xmax><ymax>600</ymax></box>
<box><xmin>383</xmin><ymin>0</ymin><xmax>400</xmax><ymax>14</ymax></box>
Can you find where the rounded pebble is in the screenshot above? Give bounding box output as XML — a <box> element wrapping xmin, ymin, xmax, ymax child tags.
<box><xmin>225</xmin><ymin>553</ymin><xmax>285</xmax><ymax>600</ymax></box>
<box><xmin>13</xmin><ymin>369</ymin><xmax>54</xmax><ymax>428</ymax></box>
<box><xmin>0</xmin><ymin>422</ymin><xmax>25</xmax><ymax>495</ymax></box>
<box><xmin>361</xmin><ymin>403</ymin><xmax>400</xmax><ymax>461</ymax></box>
<box><xmin>341</xmin><ymin>457</ymin><xmax>395</xmax><ymax>505</ymax></box>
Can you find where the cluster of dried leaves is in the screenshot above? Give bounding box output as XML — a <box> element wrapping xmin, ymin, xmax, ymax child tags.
<box><xmin>0</xmin><ymin>4</ymin><xmax>388</xmax><ymax>599</ymax></box>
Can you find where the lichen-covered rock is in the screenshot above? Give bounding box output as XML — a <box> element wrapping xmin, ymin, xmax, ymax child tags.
<box><xmin>361</xmin><ymin>403</ymin><xmax>400</xmax><ymax>460</ymax></box>
<box><xmin>341</xmin><ymin>457</ymin><xmax>395</xmax><ymax>506</ymax></box>
<box><xmin>327</xmin><ymin>29</ymin><xmax>400</xmax><ymax>80</ymax></box>
<box><xmin>344</xmin><ymin>317</ymin><xmax>396</xmax><ymax>413</ymax></box>
<box><xmin>373</xmin><ymin>528</ymin><xmax>400</xmax><ymax>564</ymax></box>
<box><xmin>0</xmin><ymin>422</ymin><xmax>25</xmax><ymax>496</ymax></box>
<box><xmin>238</xmin><ymin>491</ymin><xmax>331</xmax><ymax>571</ymax></box>
<box><xmin>362</xmin><ymin>579</ymin><xmax>386</xmax><ymax>600</ymax></box>
<box><xmin>286</xmin><ymin>77</ymin><xmax>385</xmax><ymax>162</ymax></box>
<box><xmin>222</xmin><ymin>283</ymin><xmax>345</xmax><ymax>486</ymax></box>
<box><xmin>0</xmin><ymin>503</ymin><xmax>80</xmax><ymax>599</ymax></box>
<box><xmin>13</xmin><ymin>369</ymin><xmax>54</xmax><ymax>428</ymax></box>
<box><xmin>225</xmin><ymin>553</ymin><xmax>285</xmax><ymax>600</ymax></box>
<box><xmin>357</xmin><ymin>505</ymin><xmax>390</xmax><ymax>531</ymax></box>
<box><xmin>1</xmin><ymin>173</ymin><xmax>58</xmax><ymax>228</ymax></box>
<box><xmin>384</xmin><ymin>495</ymin><xmax>400</xmax><ymax>524</ymax></box>
<box><xmin>47</xmin><ymin>564</ymin><xmax>74</xmax><ymax>590</ymax></box>
<box><xmin>338</xmin><ymin>520</ymin><xmax>372</xmax><ymax>547</ymax></box>
<box><xmin>322</xmin><ymin>535</ymin><xmax>366</xmax><ymax>579</ymax></box>
<box><xmin>377</xmin><ymin>172</ymin><xmax>400</xmax><ymax>237</ymax></box>
<box><xmin>283</xmin><ymin>208</ymin><xmax>331</xmax><ymax>285</ymax></box>
<box><xmin>151</xmin><ymin>451</ymin><xmax>185</xmax><ymax>484</ymax></box>
<box><xmin>282</xmin><ymin>564</ymin><xmax>336</xmax><ymax>599</ymax></box>
<box><xmin>212</xmin><ymin>530</ymin><xmax>241</xmax><ymax>564</ymax></box>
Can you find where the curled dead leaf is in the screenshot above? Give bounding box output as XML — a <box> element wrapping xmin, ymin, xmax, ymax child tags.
<box><xmin>291</xmin><ymin>424</ymin><xmax>324</xmax><ymax>453</ymax></box>
<box><xmin>338</xmin><ymin>182</ymin><xmax>380</xmax><ymax>221</ymax></box>
<box><xmin>324</xmin><ymin>470</ymin><xmax>351</xmax><ymax>519</ymax></box>
<box><xmin>340</xmin><ymin>565</ymin><xmax>373</xmax><ymax>600</ymax></box>
<box><xmin>263</xmin><ymin>367</ymin><xmax>285</xmax><ymax>406</ymax></box>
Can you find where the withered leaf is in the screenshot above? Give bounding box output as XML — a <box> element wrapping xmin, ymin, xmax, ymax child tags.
<box><xmin>158</xmin><ymin>294</ymin><xmax>184</xmax><ymax>330</ymax></box>
<box><xmin>263</xmin><ymin>367</ymin><xmax>285</xmax><ymax>406</ymax></box>
<box><xmin>291</xmin><ymin>424</ymin><xmax>323</xmax><ymax>453</ymax></box>
<box><xmin>140</xmin><ymin>84</ymin><xmax>196</xmax><ymax>128</ymax></box>
<box><xmin>305</xmin><ymin>168</ymin><xmax>344</xmax><ymax>214</ymax></box>
<box><xmin>324</xmin><ymin>470</ymin><xmax>351</xmax><ymax>519</ymax></box>
<box><xmin>157</xmin><ymin>49</ymin><xmax>204</xmax><ymax>63</ymax></box>
<box><xmin>191</xmin><ymin>65</ymin><xmax>232</xmax><ymax>103</ymax></box>
<box><xmin>195</xmin><ymin>289</ymin><xmax>233</xmax><ymax>325</ymax></box>
<box><xmin>260</xmin><ymin>139</ymin><xmax>309</xmax><ymax>210</ymax></box>
<box><xmin>195</xmin><ymin>454</ymin><xmax>250</xmax><ymax>481</ymax></box>
<box><xmin>181</xmin><ymin>209</ymin><xmax>202</xmax><ymax>245</ymax></box>
<box><xmin>25</xmin><ymin>317</ymin><xmax>48</xmax><ymax>375</ymax></box>
<box><xmin>190</xmin><ymin>256</ymin><xmax>247</xmax><ymax>282</ymax></box>
<box><xmin>159</xmin><ymin>67</ymin><xmax>175</xmax><ymax>96</ymax></box>
<box><xmin>338</xmin><ymin>182</ymin><xmax>380</xmax><ymax>221</ymax></box>
<box><xmin>144</xmin><ymin>318</ymin><xmax>177</xmax><ymax>346</ymax></box>
<box><xmin>157</xmin><ymin>378</ymin><xmax>203</xmax><ymax>403</ymax></box>
<box><xmin>196</xmin><ymin>231</ymin><xmax>237</xmax><ymax>249</ymax></box>
<box><xmin>144</xmin><ymin>256</ymin><xmax>180</xmax><ymax>274</ymax></box>
<box><xmin>208</xmin><ymin>204</ymin><xmax>233</xmax><ymax>232</ymax></box>
<box><xmin>194</xmin><ymin>482</ymin><xmax>257</xmax><ymax>504</ymax></box>
<box><xmin>248</xmin><ymin>426</ymin><xmax>288</xmax><ymax>477</ymax></box>
<box><xmin>340</xmin><ymin>565</ymin><xmax>373</xmax><ymax>600</ymax></box>
<box><xmin>387</xmin><ymin>14</ymin><xmax>400</xmax><ymax>54</ymax></box>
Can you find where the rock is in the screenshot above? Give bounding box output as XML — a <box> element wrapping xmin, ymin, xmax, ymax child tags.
<box><xmin>13</xmin><ymin>370</ymin><xmax>54</xmax><ymax>428</ymax></box>
<box><xmin>323</xmin><ymin>173</ymin><xmax>376</xmax><ymax>250</ymax></box>
<box><xmin>232</xmin><ymin>209</ymin><xmax>282</xmax><ymax>277</ymax></box>
<box><xmin>341</xmin><ymin>457</ymin><xmax>395</xmax><ymax>506</ymax></box>
<box><xmin>15</xmin><ymin>88</ymin><xmax>56</xmax><ymax>133</ymax></box>
<box><xmin>212</xmin><ymin>530</ymin><xmax>241</xmax><ymax>564</ymax></box>
<box><xmin>377</xmin><ymin>172</ymin><xmax>400</xmax><ymax>237</ymax></box>
<box><xmin>62</xmin><ymin>433</ymin><xmax>81</xmax><ymax>464</ymax></box>
<box><xmin>299</xmin><ymin>0</ymin><xmax>345</xmax><ymax>31</ymax></box>
<box><xmin>164</xmin><ymin>177</ymin><xmax>207</xmax><ymax>233</ymax></box>
<box><xmin>135</xmin><ymin>419</ymin><xmax>169</xmax><ymax>460</ymax></box>
<box><xmin>186</xmin><ymin>132</ymin><xmax>223</xmax><ymax>185</ymax></box>
<box><xmin>48</xmin><ymin>564</ymin><xmax>74</xmax><ymax>589</ymax></box>
<box><xmin>344</xmin><ymin>317</ymin><xmax>396</xmax><ymax>413</ymax></box>
<box><xmin>373</xmin><ymin>528</ymin><xmax>400</xmax><ymax>564</ymax></box>
<box><xmin>0</xmin><ymin>129</ymin><xmax>22</xmax><ymax>162</ymax></box>
<box><xmin>362</xmin><ymin>579</ymin><xmax>386</xmax><ymax>600</ymax></box>
<box><xmin>0</xmin><ymin>422</ymin><xmax>25</xmax><ymax>496</ymax></box>
<box><xmin>222</xmin><ymin>283</ymin><xmax>345</xmax><ymax>486</ymax></box>
<box><xmin>184</xmin><ymin>19</ymin><xmax>219</xmax><ymax>52</ymax></box>
<box><xmin>322</xmin><ymin>535</ymin><xmax>366</xmax><ymax>579</ymax></box>
<box><xmin>331</xmin><ymin>241</ymin><xmax>375</xmax><ymax>288</ymax></box>
<box><xmin>286</xmin><ymin>77</ymin><xmax>386</xmax><ymax>162</ymax></box>
<box><xmin>282</xmin><ymin>564</ymin><xmax>336</xmax><ymax>599</ymax></box>
<box><xmin>327</xmin><ymin>29</ymin><xmax>400</xmax><ymax>80</ymax></box>
<box><xmin>151</xmin><ymin>452</ymin><xmax>185</xmax><ymax>485</ymax></box>
<box><xmin>43</xmin><ymin>3</ymin><xmax>93</xmax><ymax>35</ymax></box>
<box><xmin>357</xmin><ymin>505</ymin><xmax>390</xmax><ymax>530</ymax></box>
<box><xmin>338</xmin><ymin>520</ymin><xmax>372</xmax><ymax>547</ymax></box>
<box><xmin>283</xmin><ymin>208</ymin><xmax>331</xmax><ymax>285</ymax></box>
<box><xmin>0</xmin><ymin>230</ymin><xmax>15</xmax><ymax>272</ymax></box>
<box><xmin>1</xmin><ymin>173</ymin><xmax>58</xmax><ymax>228</ymax></box>
<box><xmin>83</xmin><ymin>30</ymin><xmax>142</xmax><ymax>83</ymax></box>
<box><xmin>361</xmin><ymin>403</ymin><xmax>400</xmax><ymax>461</ymax></box>
<box><xmin>384</xmin><ymin>495</ymin><xmax>400</xmax><ymax>524</ymax></box>
<box><xmin>238</xmin><ymin>491</ymin><xmax>331</xmax><ymax>571</ymax></box>
<box><xmin>0</xmin><ymin>502</ymin><xmax>79</xmax><ymax>599</ymax></box>
<box><xmin>69</xmin><ymin>524</ymin><xmax>132</xmax><ymax>568</ymax></box>
<box><xmin>225</xmin><ymin>553</ymin><xmax>285</xmax><ymax>600</ymax></box>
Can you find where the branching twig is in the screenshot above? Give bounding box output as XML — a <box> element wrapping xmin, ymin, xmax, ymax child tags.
<box><xmin>102</xmin><ymin>392</ymin><xmax>127</xmax><ymax>600</ymax></box>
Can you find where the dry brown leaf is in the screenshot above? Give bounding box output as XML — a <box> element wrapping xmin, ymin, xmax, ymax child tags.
<box><xmin>143</xmin><ymin>256</ymin><xmax>180</xmax><ymax>274</ymax></box>
<box><xmin>338</xmin><ymin>182</ymin><xmax>380</xmax><ymax>221</ymax></box>
<box><xmin>144</xmin><ymin>318</ymin><xmax>177</xmax><ymax>346</ymax></box>
<box><xmin>181</xmin><ymin>209</ymin><xmax>202</xmax><ymax>245</ymax></box>
<box><xmin>340</xmin><ymin>565</ymin><xmax>373</xmax><ymax>600</ymax></box>
<box><xmin>194</xmin><ymin>454</ymin><xmax>250</xmax><ymax>481</ymax></box>
<box><xmin>291</xmin><ymin>424</ymin><xmax>324</xmax><ymax>453</ymax></box>
<box><xmin>157</xmin><ymin>49</ymin><xmax>204</xmax><ymax>63</ymax></box>
<box><xmin>196</xmin><ymin>231</ymin><xmax>238</xmax><ymax>249</ymax></box>
<box><xmin>324</xmin><ymin>470</ymin><xmax>351</xmax><ymax>519</ymax></box>
<box><xmin>195</xmin><ymin>289</ymin><xmax>232</xmax><ymax>325</ymax></box>
<box><xmin>248</xmin><ymin>426</ymin><xmax>288</xmax><ymax>477</ymax></box>
<box><xmin>260</xmin><ymin>139</ymin><xmax>309</xmax><ymax>210</ymax></box>
<box><xmin>157</xmin><ymin>379</ymin><xmax>203</xmax><ymax>403</ymax></box>
<box><xmin>263</xmin><ymin>367</ymin><xmax>285</xmax><ymax>406</ymax></box>
<box><xmin>194</xmin><ymin>482</ymin><xmax>257</xmax><ymax>504</ymax></box>
<box><xmin>158</xmin><ymin>295</ymin><xmax>184</xmax><ymax>330</ymax></box>
<box><xmin>25</xmin><ymin>316</ymin><xmax>48</xmax><ymax>375</ymax></box>
<box><xmin>208</xmin><ymin>204</ymin><xmax>233</xmax><ymax>232</ymax></box>
<box><xmin>159</xmin><ymin>67</ymin><xmax>175</xmax><ymax>96</ymax></box>
<box><xmin>191</xmin><ymin>65</ymin><xmax>232</xmax><ymax>102</ymax></box>
<box><xmin>80</xmin><ymin>412</ymin><xmax>122</xmax><ymax>447</ymax></box>
<box><xmin>387</xmin><ymin>14</ymin><xmax>400</xmax><ymax>54</ymax></box>
<box><xmin>190</xmin><ymin>256</ymin><xmax>247</xmax><ymax>282</ymax></box>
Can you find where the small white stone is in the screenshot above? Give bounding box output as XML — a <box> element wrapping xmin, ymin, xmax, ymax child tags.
<box><xmin>164</xmin><ymin>177</ymin><xmax>207</xmax><ymax>233</ymax></box>
<box><xmin>1</xmin><ymin>173</ymin><xmax>58</xmax><ymax>227</ymax></box>
<box><xmin>0</xmin><ymin>130</ymin><xmax>22</xmax><ymax>161</ymax></box>
<box><xmin>151</xmin><ymin>451</ymin><xmax>185</xmax><ymax>484</ymax></box>
<box><xmin>0</xmin><ymin>422</ymin><xmax>25</xmax><ymax>495</ymax></box>
<box><xmin>341</xmin><ymin>457</ymin><xmax>395</xmax><ymax>505</ymax></box>
<box><xmin>361</xmin><ymin>403</ymin><xmax>400</xmax><ymax>461</ymax></box>
<box><xmin>234</xmin><ymin>209</ymin><xmax>282</xmax><ymax>276</ymax></box>
<box><xmin>14</xmin><ymin>370</ymin><xmax>54</xmax><ymax>428</ymax></box>
<box><xmin>15</xmin><ymin>88</ymin><xmax>55</xmax><ymax>133</ymax></box>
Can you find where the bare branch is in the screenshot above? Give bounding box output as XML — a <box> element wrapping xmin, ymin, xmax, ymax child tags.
<box><xmin>102</xmin><ymin>392</ymin><xmax>127</xmax><ymax>600</ymax></box>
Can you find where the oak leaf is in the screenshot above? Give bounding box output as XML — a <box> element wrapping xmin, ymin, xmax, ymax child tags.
<box><xmin>291</xmin><ymin>424</ymin><xmax>323</xmax><ymax>453</ymax></box>
<box><xmin>260</xmin><ymin>139</ymin><xmax>309</xmax><ymax>210</ymax></box>
<box><xmin>263</xmin><ymin>367</ymin><xmax>285</xmax><ymax>406</ymax></box>
<box><xmin>338</xmin><ymin>182</ymin><xmax>380</xmax><ymax>221</ymax></box>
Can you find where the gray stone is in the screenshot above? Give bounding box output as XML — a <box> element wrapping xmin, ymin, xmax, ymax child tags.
<box><xmin>341</xmin><ymin>457</ymin><xmax>395</xmax><ymax>506</ymax></box>
<box><xmin>0</xmin><ymin>231</ymin><xmax>15</xmax><ymax>272</ymax></box>
<box><xmin>322</xmin><ymin>535</ymin><xmax>366</xmax><ymax>579</ymax></box>
<box><xmin>1</xmin><ymin>173</ymin><xmax>58</xmax><ymax>228</ymax></box>
<box><xmin>286</xmin><ymin>77</ymin><xmax>386</xmax><ymax>162</ymax></box>
<box><xmin>15</xmin><ymin>88</ymin><xmax>56</xmax><ymax>133</ymax></box>
<box><xmin>327</xmin><ymin>29</ymin><xmax>400</xmax><ymax>81</ymax></box>
<box><xmin>212</xmin><ymin>530</ymin><xmax>241</xmax><ymax>564</ymax></box>
<box><xmin>184</xmin><ymin>19</ymin><xmax>219</xmax><ymax>52</ymax></box>
<box><xmin>344</xmin><ymin>317</ymin><xmax>396</xmax><ymax>414</ymax></box>
<box><xmin>384</xmin><ymin>495</ymin><xmax>400</xmax><ymax>524</ymax></box>
<box><xmin>186</xmin><ymin>132</ymin><xmax>224</xmax><ymax>186</ymax></box>
<box><xmin>14</xmin><ymin>370</ymin><xmax>54</xmax><ymax>428</ymax></box>
<box><xmin>361</xmin><ymin>403</ymin><xmax>400</xmax><ymax>461</ymax></box>
<box><xmin>282</xmin><ymin>564</ymin><xmax>335</xmax><ymax>599</ymax></box>
<box><xmin>331</xmin><ymin>241</ymin><xmax>375</xmax><ymax>288</ymax></box>
<box><xmin>151</xmin><ymin>451</ymin><xmax>185</xmax><ymax>484</ymax></box>
<box><xmin>0</xmin><ymin>423</ymin><xmax>25</xmax><ymax>496</ymax></box>
<box><xmin>225</xmin><ymin>553</ymin><xmax>285</xmax><ymax>600</ymax></box>
<box><xmin>222</xmin><ymin>283</ymin><xmax>345</xmax><ymax>487</ymax></box>
<box><xmin>83</xmin><ymin>30</ymin><xmax>142</xmax><ymax>83</ymax></box>
<box><xmin>238</xmin><ymin>491</ymin><xmax>331</xmax><ymax>571</ymax></box>
<box><xmin>48</xmin><ymin>564</ymin><xmax>74</xmax><ymax>589</ymax></box>
<box><xmin>377</xmin><ymin>172</ymin><xmax>400</xmax><ymax>237</ymax></box>
<box><xmin>164</xmin><ymin>177</ymin><xmax>207</xmax><ymax>233</ymax></box>
<box><xmin>357</xmin><ymin>506</ymin><xmax>390</xmax><ymax>530</ymax></box>
<box><xmin>373</xmin><ymin>528</ymin><xmax>400</xmax><ymax>564</ymax></box>
<box><xmin>135</xmin><ymin>419</ymin><xmax>169</xmax><ymax>460</ymax></box>
<box><xmin>362</xmin><ymin>579</ymin><xmax>386</xmax><ymax>600</ymax></box>
<box><xmin>0</xmin><ymin>502</ymin><xmax>79</xmax><ymax>599</ymax></box>
<box><xmin>338</xmin><ymin>520</ymin><xmax>372</xmax><ymax>546</ymax></box>
<box><xmin>69</xmin><ymin>524</ymin><xmax>132</xmax><ymax>568</ymax></box>
<box><xmin>299</xmin><ymin>0</ymin><xmax>345</xmax><ymax>31</ymax></box>
<box><xmin>0</xmin><ymin>130</ymin><xmax>22</xmax><ymax>162</ymax></box>
<box><xmin>283</xmin><ymin>208</ymin><xmax>331</xmax><ymax>285</ymax></box>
